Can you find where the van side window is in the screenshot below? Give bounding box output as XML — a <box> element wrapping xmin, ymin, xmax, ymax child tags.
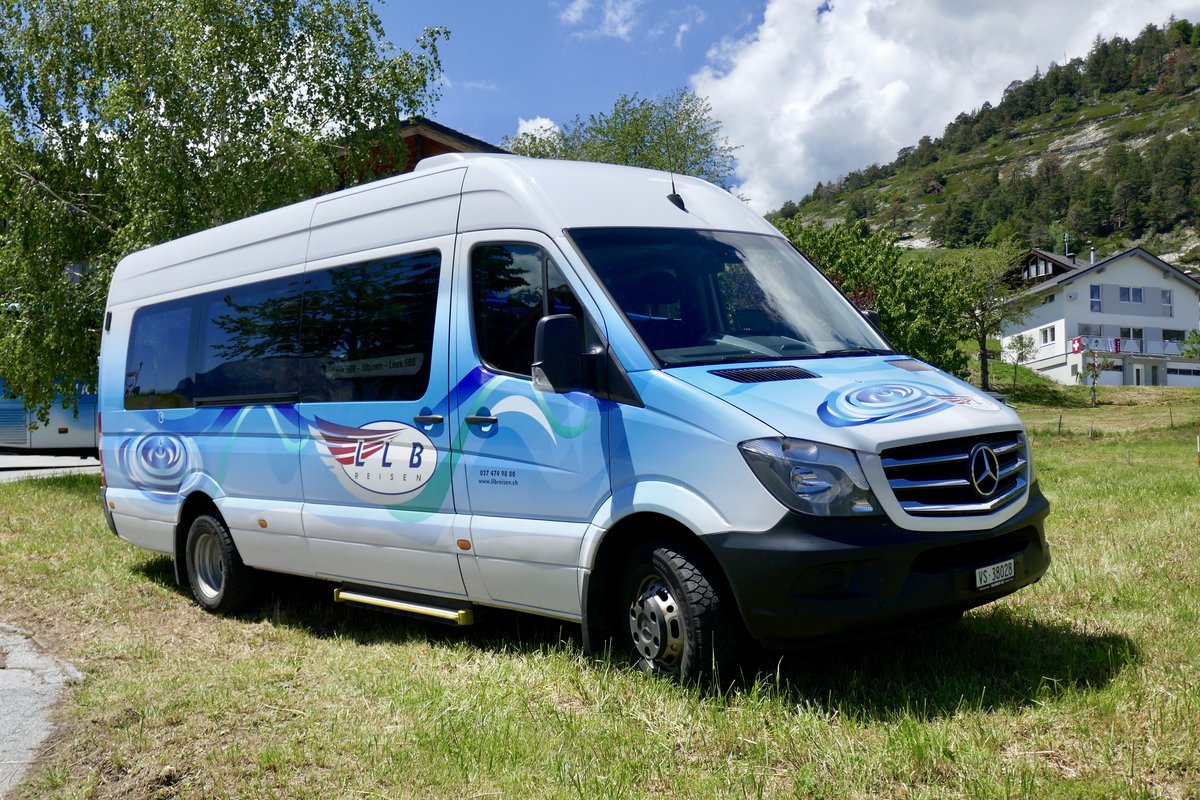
<box><xmin>300</xmin><ymin>250</ymin><xmax>441</xmax><ymax>402</ymax></box>
<box><xmin>125</xmin><ymin>299</ymin><xmax>195</xmax><ymax>409</ymax></box>
<box><xmin>472</xmin><ymin>244</ymin><xmax>587</xmax><ymax>376</ymax></box>
<box><xmin>195</xmin><ymin>276</ymin><xmax>302</xmax><ymax>403</ymax></box>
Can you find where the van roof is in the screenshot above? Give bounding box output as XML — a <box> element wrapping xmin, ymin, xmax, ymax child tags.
<box><xmin>107</xmin><ymin>154</ymin><xmax>778</xmax><ymax>306</ymax></box>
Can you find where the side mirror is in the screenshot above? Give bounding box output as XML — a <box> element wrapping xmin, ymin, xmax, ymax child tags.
<box><xmin>532</xmin><ymin>314</ymin><xmax>583</xmax><ymax>393</ymax></box>
<box><xmin>861</xmin><ymin>308</ymin><xmax>883</xmax><ymax>330</ymax></box>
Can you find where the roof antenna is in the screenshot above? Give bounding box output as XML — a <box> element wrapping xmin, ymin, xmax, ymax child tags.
<box><xmin>667</xmin><ymin>174</ymin><xmax>687</xmax><ymax>212</ymax></box>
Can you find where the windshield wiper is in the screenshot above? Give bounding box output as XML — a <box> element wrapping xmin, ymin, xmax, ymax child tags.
<box><xmin>814</xmin><ymin>347</ymin><xmax>895</xmax><ymax>358</ymax></box>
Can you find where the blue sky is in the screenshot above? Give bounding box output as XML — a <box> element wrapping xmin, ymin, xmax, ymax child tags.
<box><xmin>380</xmin><ymin>1</ymin><xmax>1200</xmax><ymax>213</ymax></box>
<box><xmin>378</xmin><ymin>1</ymin><xmax>764</xmax><ymax>141</ymax></box>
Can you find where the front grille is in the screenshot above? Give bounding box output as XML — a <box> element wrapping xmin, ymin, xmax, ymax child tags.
<box><xmin>880</xmin><ymin>431</ymin><xmax>1028</xmax><ymax>517</ymax></box>
<box><xmin>710</xmin><ymin>366</ymin><xmax>819</xmax><ymax>383</ymax></box>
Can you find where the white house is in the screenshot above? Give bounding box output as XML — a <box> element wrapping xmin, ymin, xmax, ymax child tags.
<box><xmin>1000</xmin><ymin>247</ymin><xmax>1200</xmax><ymax>387</ymax></box>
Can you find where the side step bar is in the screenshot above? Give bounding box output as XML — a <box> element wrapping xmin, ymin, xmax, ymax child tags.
<box><xmin>334</xmin><ymin>587</ymin><xmax>474</xmax><ymax>626</ymax></box>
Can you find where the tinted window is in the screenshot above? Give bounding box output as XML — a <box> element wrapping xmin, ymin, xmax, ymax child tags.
<box><xmin>470</xmin><ymin>244</ymin><xmax>595</xmax><ymax>376</ymax></box>
<box><xmin>472</xmin><ymin>244</ymin><xmax>547</xmax><ymax>376</ymax></box>
<box><xmin>194</xmin><ymin>276</ymin><xmax>302</xmax><ymax>403</ymax></box>
<box><xmin>300</xmin><ymin>251</ymin><xmax>440</xmax><ymax>402</ymax></box>
<box><xmin>125</xmin><ymin>300</ymin><xmax>195</xmax><ymax>409</ymax></box>
<box><xmin>124</xmin><ymin>251</ymin><xmax>441</xmax><ymax>409</ymax></box>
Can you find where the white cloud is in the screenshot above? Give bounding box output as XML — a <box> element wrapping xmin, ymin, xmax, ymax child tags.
<box><xmin>463</xmin><ymin>80</ymin><xmax>499</xmax><ymax>91</ymax></box>
<box><xmin>674</xmin><ymin>6</ymin><xmax>707</xmax><ymax>49</ymax></box>
<box><xmin>516</xmin><ymin>116</ymin><xmax>560</xmax><ymax>137</ymax></box>
<box><xmin>692</xmin><ymin>0</ymin><xmax>1200</xmax><ymax>213</ymax></box>
<box><xmin>559</xmin><ymin>0</ymin><xmax>592</xmax><ymax>25</ymax></box>
<box><xmin>599</xmin><ymin>0</ymin><xmax>648</xmax><ymax>39</ymax></box>
<box><xmin>561</xmin><ymin>0</ymin><xmax>648</xmax><ymax>40</ymax></box>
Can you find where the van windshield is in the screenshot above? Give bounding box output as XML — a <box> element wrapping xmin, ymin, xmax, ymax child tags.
<box><xmin>567</xmin><ymin>227</ymin><xmax>893</xmax><ymax>367</ymax></box>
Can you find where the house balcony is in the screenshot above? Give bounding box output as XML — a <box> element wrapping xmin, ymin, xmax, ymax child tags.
<box><xmin>1075</xmin><ymin>336</ymin><xmax>1186</xmax><ymax>357</ymax></box>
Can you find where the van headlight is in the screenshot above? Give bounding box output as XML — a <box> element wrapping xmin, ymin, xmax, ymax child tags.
<box><xmin>739</xmin><ymin>438</ymin><xmax>882</xmax><ymax>516</ymax></box>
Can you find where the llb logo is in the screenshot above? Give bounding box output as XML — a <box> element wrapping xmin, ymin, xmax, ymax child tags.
<box><xmin>311</xmin><ymin>417</ymin><xmax>437</xmax><ymax>495</ymax></box>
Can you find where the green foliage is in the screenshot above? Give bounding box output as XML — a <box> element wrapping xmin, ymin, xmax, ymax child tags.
<box><xmin>777</xmin><ymin>220</ymin><xmax>969</xmax><ymax>376</ymax></box>
<box><xmin>776</xmin><ymin>226</ymin><xmax>1030</xmax><ymax>385</ymax></box>
<box><xmin>908</xmin><ymin>244</ymin><xmax>1030</xmax><ymax>391</ymax></box>
<box><xmin>1078</xmin><ymin>349</ymin><xmax>1117</xmax><ymax>406</ymax></box>
<box><xmin>1182</xmin><ymin>328</ymin><xmax>1200</xmax><ymax>358</ymax></box>
<box><xmin>1004</xmin><ymin>334</ymin><xmax>1038</xmax><ymax>391</ymax></box>
<box><xmin>502</xmin><ymin>88</ymin><xmax>738</xmax><ymax>189</ymax></box>
<box><xmin>0</xmin><ymin>0</ymin><xmax>446</xmax><ymax>421</ymax></box>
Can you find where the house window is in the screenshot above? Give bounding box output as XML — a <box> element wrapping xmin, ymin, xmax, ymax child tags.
<box><xmin>1119</xmin><ymin>286</ymin><xmax>1143</xmax><ymax>303</ymax></box>
<box><xmin>1090</xmin><ymin>284</ymin><xmax>1102</xmax><ymax>313</ymax></box>
<box><xmin>1040</xmin><ymin>293</ymin><xmax>1054</xmax><ymax>305</ymax></box>
<box><xmin>1119</xmin><ymin>327</ymin><xmax>1143</xmax><ymax>341</ymax></box>
<box><xmin>1163</xmin><ymin>329</ymin><xmax>1186</xmax><ymax>343</ymax></box>
<box><xmin>1162</xmin><ymin>289</ymin><xmax>1173</xmax><ymax>317</ymax></box>
<box><xmin>1078</xmin><ymin>323</ymin><xmax>1102</xmax><ymax>337</ymax></box>
<box><xmin>1039</xmin><ymin>325</ymin><xmax>1056</xmax><ymax>346</ymax></box>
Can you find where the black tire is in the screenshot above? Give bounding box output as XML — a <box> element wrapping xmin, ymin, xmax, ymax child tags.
<box><xmin>619</xmin><ymin>543</ymin><xmax>737</xmax><ymax>682</ymax></box>
<box><xmin>184</xmin><ymin>513</ymin><xmax>254</xmax><ymax>614</ymax></box>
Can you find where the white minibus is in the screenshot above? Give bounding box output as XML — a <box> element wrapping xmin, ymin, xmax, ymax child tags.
<box><xmin>98</xmin><ymin>154</ymin><xmax>1049</xmax><ymax>680</ymax></box>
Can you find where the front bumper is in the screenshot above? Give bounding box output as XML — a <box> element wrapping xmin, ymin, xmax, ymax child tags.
<box><xmin>705</xmin><ymin>486</ymin><xmax>1051</xmax><ymax>649</ymax></box>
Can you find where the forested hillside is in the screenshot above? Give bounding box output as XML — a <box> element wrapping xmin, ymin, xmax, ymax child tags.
<box><xmin>775</xmin><ymin>18</ymin><xmax>1200</xmax><ymax>262</ymax></box>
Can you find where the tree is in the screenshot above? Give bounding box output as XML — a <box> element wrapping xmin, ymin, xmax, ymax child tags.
<box><xmin>502</xmin><ymin>88</ymin><xmax>738</xmax><ymax>189</ymax></box>
<box><xmin>777</xmin><ymin>220</ymin><xmax>969</xmax><ymax>377</ymax></box>
<box><xmin>939</xmin><ymin>244</ymin><xmax>1031</xmax><ymax>392</ymax></box>
<box><xmin>1004</xmin><ymin>334</ymin><xmax>1037</xmax><ymax>390</ymax></box>
<box><xmin>1181</xmin><ymin>329</ymin><xmax>1200</xmax><ymax>358</ymax></box>
<box><xmin>0</xmin><ymin>0</ymin><xmax>446</xmax><ymax>421</ymax></box>
<box><xmin>1078</xmin><ymin>349</ymin><xmax>1116</xmax><ymax>406</ymax></box>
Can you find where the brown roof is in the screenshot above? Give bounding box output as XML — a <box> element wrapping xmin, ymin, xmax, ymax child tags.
<box><xmin>337</xmin><ymin>116</ymin><xmax>509</xmax><ymax>187</ymax></box>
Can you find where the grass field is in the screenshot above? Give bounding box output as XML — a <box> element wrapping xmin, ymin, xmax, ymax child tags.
<box><xmin>1</xmin><ymin>413</ymin><xmax>1198</xmax><ymax>798</ymax></box>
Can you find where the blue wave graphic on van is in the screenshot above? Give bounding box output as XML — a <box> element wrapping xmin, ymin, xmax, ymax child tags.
<box><xmin>817</xmin><ymin>381</ymin><xmax>999</xmax><ymax>427</ymax></box>
<box><xmin>113</xmin><ymin>366</ymin><xmax>595</xmax><ymax>504</ymax></box>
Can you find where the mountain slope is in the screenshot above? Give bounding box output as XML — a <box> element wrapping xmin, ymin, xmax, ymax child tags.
<box><xmin>776</xmin><ymin>19</ymin><xmax>1200</xmax><ymax>264</ymax></box>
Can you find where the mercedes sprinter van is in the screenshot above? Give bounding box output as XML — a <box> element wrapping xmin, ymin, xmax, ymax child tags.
<box><xmin>98</xmin><ymin>154</ymin><xmax>1049</xmax><ymax>680</ymax></box>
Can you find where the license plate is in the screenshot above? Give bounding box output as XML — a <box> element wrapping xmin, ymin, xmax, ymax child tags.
<box><xmin>974</xmin><ymin>558</ymin><xmax>1015</xmax><ymax>590</ymax></box>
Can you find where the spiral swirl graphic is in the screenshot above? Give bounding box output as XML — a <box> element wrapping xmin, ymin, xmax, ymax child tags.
<box><xmin>118</xmin><ymin>433</ymin><xmax>196</xmax><ymax>490</ymax></box>
<box><xmin>818</xmin><ymin>382</ymin><xmax>949</xmax><ymax>428</ymax></box>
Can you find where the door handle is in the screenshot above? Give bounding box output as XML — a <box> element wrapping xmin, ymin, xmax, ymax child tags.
<box><xmin>412</xmin><ymin>414</ymin><xmax>444</xmax><ymax>425</ymax></box>
<box><xmin>465</xmin><ymin>415</ymin><xmax>499</xmax><ymax>426</ymax></box>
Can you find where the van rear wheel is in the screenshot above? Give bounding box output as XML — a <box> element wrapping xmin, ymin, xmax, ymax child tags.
<box><xmin>619</xmin><ymin>543</ymin><xmax>736</xmax><ymax>683</ymax></box>
<box><xmin>185</xmin><ymin>513</ymin><xmax>254</xmax><ymax>613</ymax></box>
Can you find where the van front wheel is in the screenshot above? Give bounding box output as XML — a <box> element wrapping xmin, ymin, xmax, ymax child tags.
<box><xmin>620</xmin><ymin>544</ymin><xmax>736</xmax><ymax>682</ymax></box>
<box><xmin>185</xmin><ymin>513</ymin><xmax>254</xmax><ymax>614</ymax></box>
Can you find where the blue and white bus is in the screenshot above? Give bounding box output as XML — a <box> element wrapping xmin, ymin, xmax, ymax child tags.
<box><xmin>0</xmin><ymin>380</ymin><xmax>97</xmax><ymax>457</ymax></box>
<box><xmin>97</xmin><ymin>154</ymin><xmax>1050</xmax><ymax>680</ymax></box>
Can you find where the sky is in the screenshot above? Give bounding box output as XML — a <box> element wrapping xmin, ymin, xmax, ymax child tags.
<box><xmin>379</xmin><ymin>1</ymin><xmax>1200</xmax><ymax>214</ymax></box>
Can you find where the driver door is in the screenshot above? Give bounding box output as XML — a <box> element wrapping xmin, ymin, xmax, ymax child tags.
<box><xmin>450</xmin><ymin>232</ymin><xmax>610</xmax><ymax>617</ymax></box>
